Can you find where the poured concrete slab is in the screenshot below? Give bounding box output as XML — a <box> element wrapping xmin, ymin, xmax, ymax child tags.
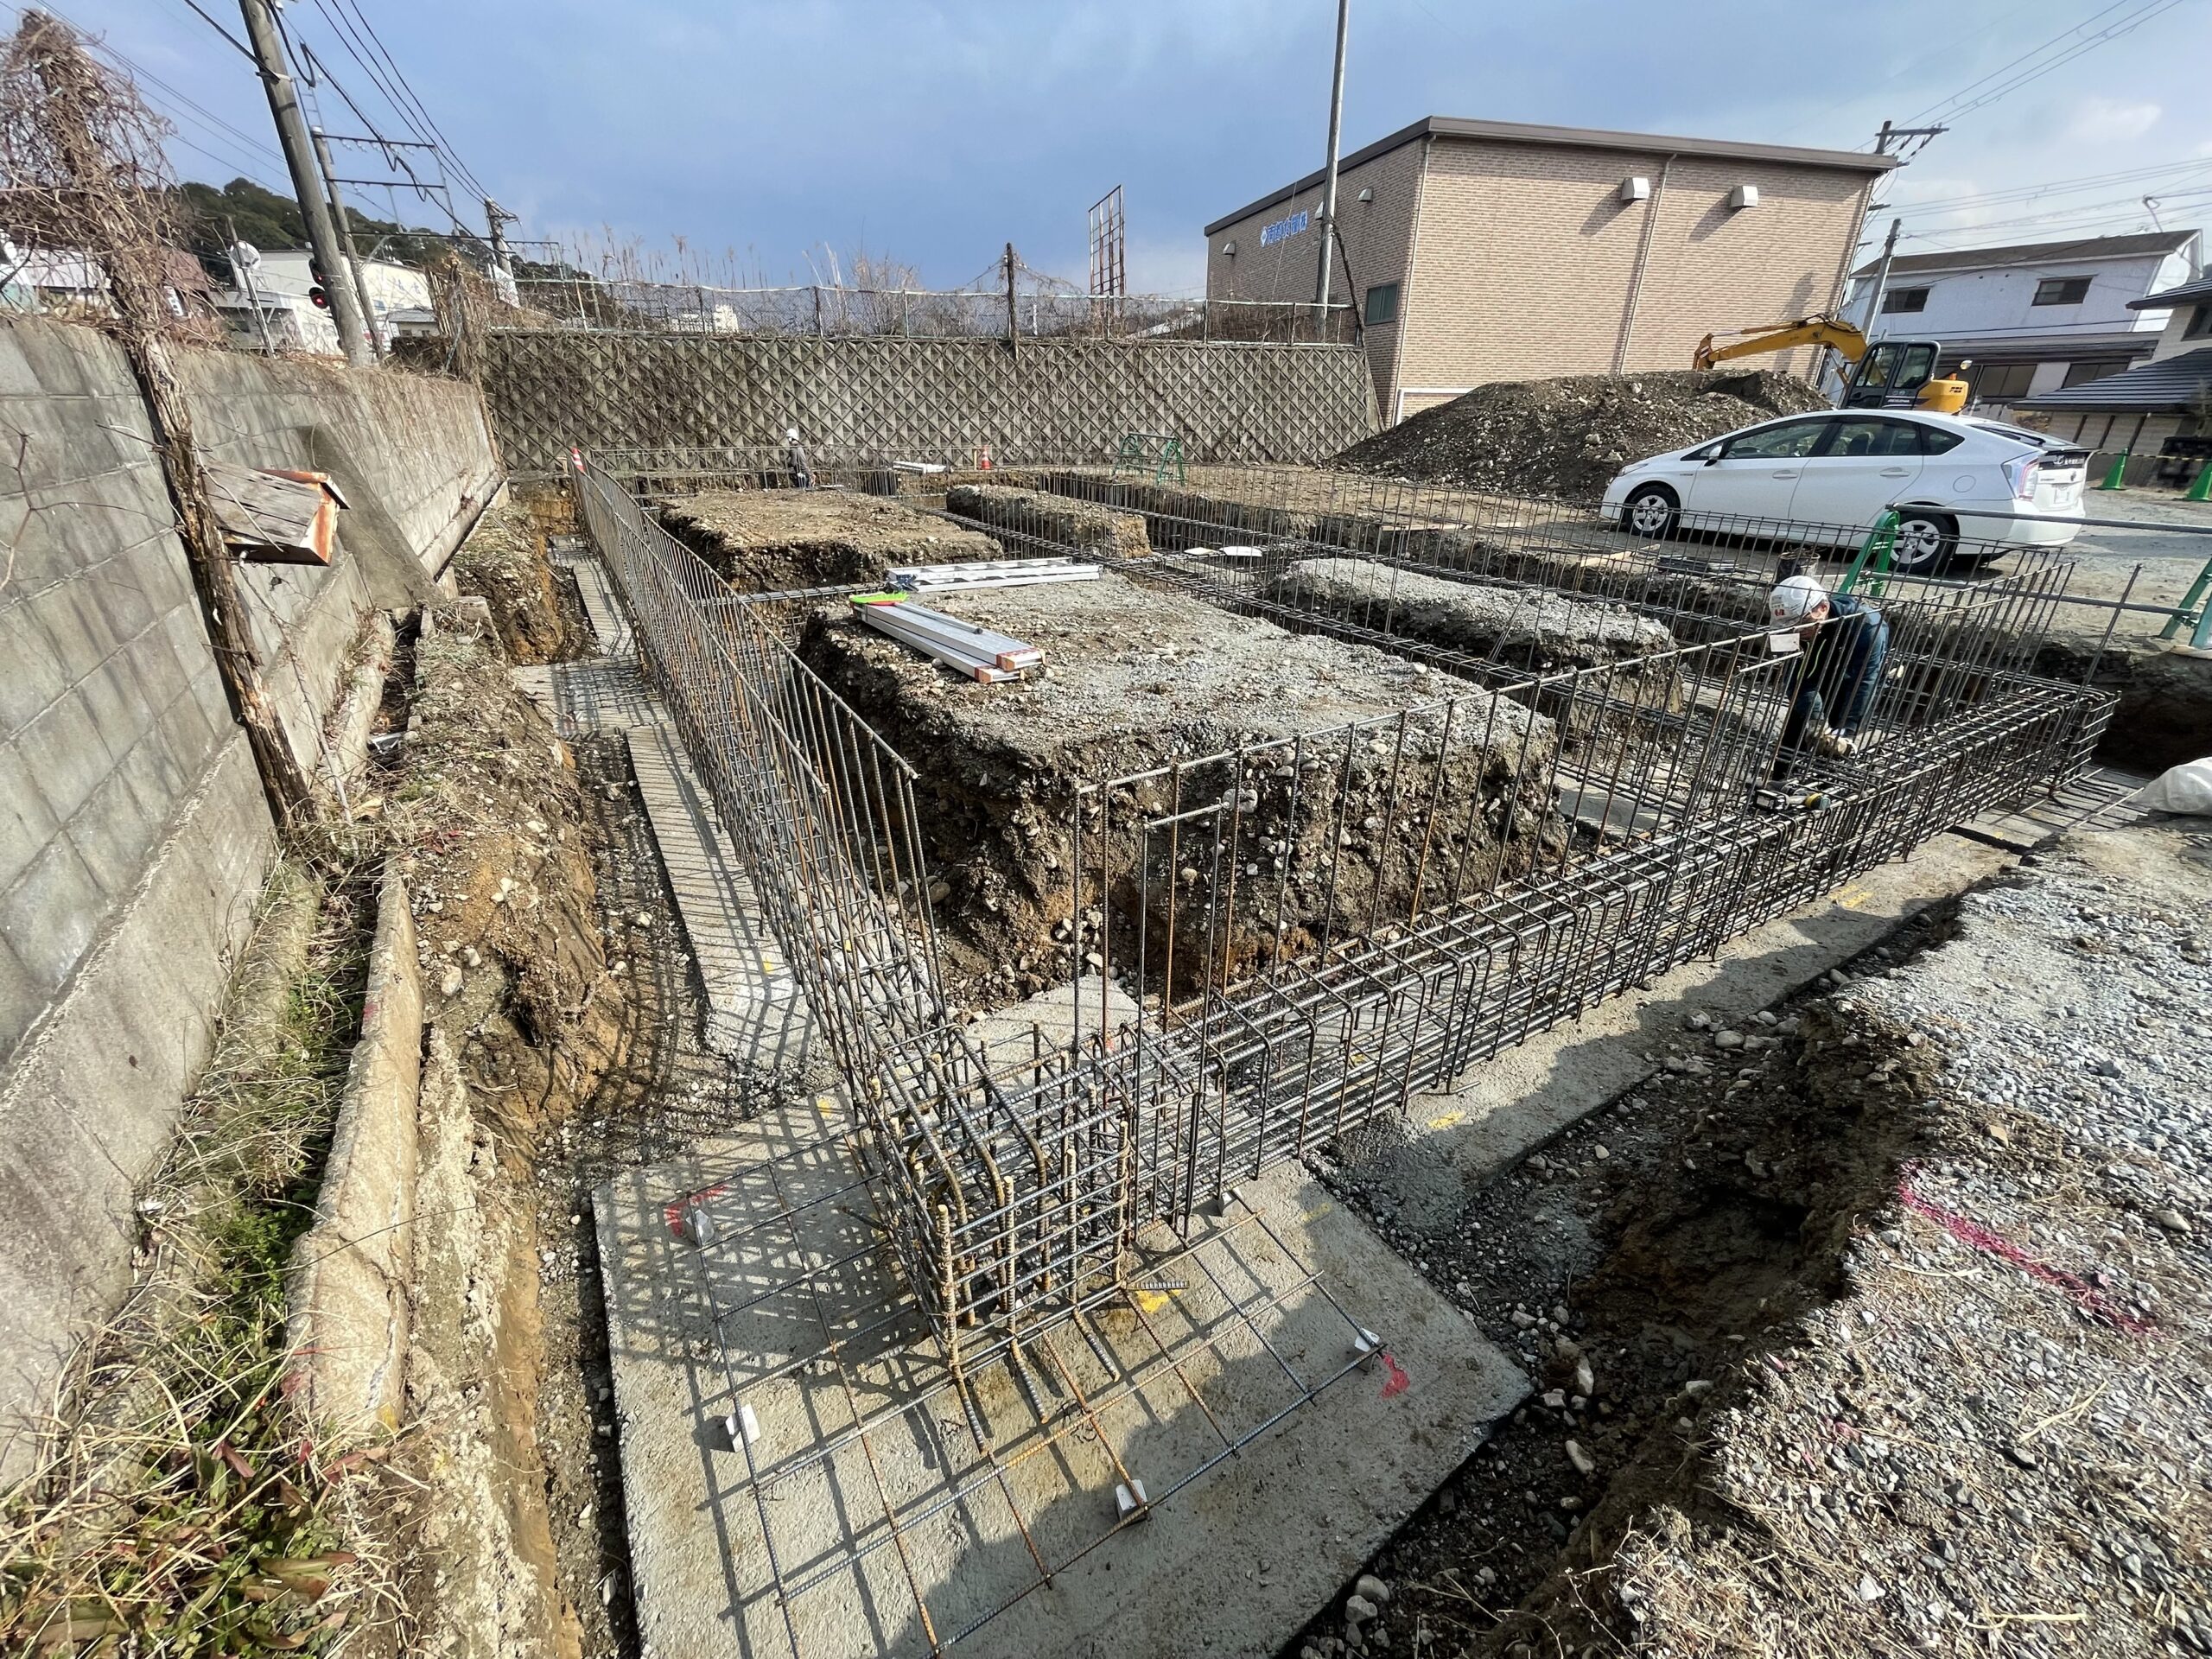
<box><xmin>626</xmin><ymin>724</ymin><xmax>816</xmax><ymax>1071</ymax></box>
<box><xmin>511</xmin><ymin>658</ymin><xmax>664</xmax><ymax>738</ymax></box>
<box><xmin>597</xmin><ymin>1108</ymin><xmax>1524</xmax><ymax>1659</ymax></box>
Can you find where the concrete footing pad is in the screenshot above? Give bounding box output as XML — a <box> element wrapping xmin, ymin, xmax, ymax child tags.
<box><xmin>597</xmin><ymin>1109</ymin><xmax>1524</xmax><ymax>1658</ymax></box>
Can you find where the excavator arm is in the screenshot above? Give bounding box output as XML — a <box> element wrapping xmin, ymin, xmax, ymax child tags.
<box><xmin>1692</xmin><ymin>315</ymin><xmax>1869</xmax><ymax>372</ymax></box>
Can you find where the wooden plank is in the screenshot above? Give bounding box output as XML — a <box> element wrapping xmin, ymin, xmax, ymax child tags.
<box><xmin>204</xmin><ymin>460</ymin><xmax>344</xmax><ymax>566</ymax></box>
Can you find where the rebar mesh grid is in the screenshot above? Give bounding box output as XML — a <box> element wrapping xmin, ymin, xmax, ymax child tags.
<box><xmin>575</xmin><ymin>454</ymin><xmax>2112</xmax><ymax>1368</ymax></box>
<box><xmin>673</xmin><ymin>1102</ymin><xmax>1375</xmax><ymax>1657</ymax></box>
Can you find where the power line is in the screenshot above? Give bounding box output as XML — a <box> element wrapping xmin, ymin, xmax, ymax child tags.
<box><xmin>1897</xmin><ymin>0</ymin><xmax>2186</xmax><ymax>130</ymax></box>
<box><xmin>1896</xmin><ymin>156</ymin><xmax>2212</xmax><ymax>214</ymax></box>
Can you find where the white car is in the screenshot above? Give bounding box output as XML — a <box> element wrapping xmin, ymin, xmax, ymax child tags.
<box><xmin>1599</xmin><ymin>409</ymin><xmax>2088</xmax><ymax>573</ymax></box>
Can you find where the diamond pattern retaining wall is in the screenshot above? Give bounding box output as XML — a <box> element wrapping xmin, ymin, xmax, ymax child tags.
<box><xmin>477</xmin><ymin>331</ymin><xmax>1379</xmax><ymax>474</ymax></box>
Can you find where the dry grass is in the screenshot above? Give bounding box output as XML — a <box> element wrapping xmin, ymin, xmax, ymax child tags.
<box><xmin>0</xmin><ymin>860</ymin><xmax>401</xmax><ymax>1656</ymax></box>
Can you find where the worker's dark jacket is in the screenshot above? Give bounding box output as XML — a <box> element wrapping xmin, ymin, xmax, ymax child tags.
<box><xmin>1781</xmin><ymin>594</ymin><xmax>1888</xmax><ymax>753</ymax></box>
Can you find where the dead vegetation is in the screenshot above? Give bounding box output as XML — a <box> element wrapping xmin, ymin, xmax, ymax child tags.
<box><xmin>449</xmin><ymin>502</ymin><xmax>573</xmax><ymax>664</ymax></box>
<box><xmin>0</xmin><ymin>861</ymin><xmax>388</xmax><ymax>1657</ymax></box>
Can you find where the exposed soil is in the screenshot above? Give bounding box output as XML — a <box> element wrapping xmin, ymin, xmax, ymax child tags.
<box><xmin>1263</xmin><ymin>556</ymin><xmax>1679</xmax><ymax>676</ymax></box>
<box><xmin>1287</xmin><ymin>819</ymin><xmax>2211</xmax><ymax>1659</ymax></box>
<box><xmin>657</xmin><ymin>487</ymin><xmax>1002</xmax><ymax>594</ymax></box>
<box><xmin>795</xmin><ymin>574</ymin><xmax>1558</xmax><ymax>1007</ymax></box>
<box><xmin>944</xmin><ymin>482</ymin><xmax>1151</xmax><ymax>559</ymax></box>
<box><xmin>378</xmin><ymin>594</ymin><xmax>632</xmax><ymax>1659</ymax></box>
<box><xmin>450</xmin><ymin>500</ymin><xmax>574</xmax><ymax>664</ymax></box>
<box><xmin>1332</xmin><ymin>371</ymin><xmax>1833</xmax><ymax>505</ymax></box>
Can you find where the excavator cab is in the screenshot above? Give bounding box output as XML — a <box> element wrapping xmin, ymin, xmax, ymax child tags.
<box><xmin>1845</xmin><ymin>340</ymin><xmax>1949</xmax><ymax>410</ymax></box>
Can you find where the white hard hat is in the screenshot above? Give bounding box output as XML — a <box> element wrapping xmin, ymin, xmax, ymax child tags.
<box><xmin>1769</xmin><ymin>573</ymin><xmax>1829</xmax><ymax>623</ymax></box>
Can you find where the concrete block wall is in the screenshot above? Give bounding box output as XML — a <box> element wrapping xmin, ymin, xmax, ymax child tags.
<box><xmin>0</xmin><ymin>315</ymin><xmax>495</xmax><ymax>1481</ymax></box>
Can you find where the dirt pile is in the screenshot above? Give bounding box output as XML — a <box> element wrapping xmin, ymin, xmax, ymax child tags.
<box><xmin>658</xmin><ymin>488</ymin><xmax>1001</xmax><ymax>593</ymax></box>
<box><xmin>795</xmin><ymin>575</ymin><xmax>1559</xmax><ymax>1007</ymax></box>
<box><xmin>944</xmin><ymin>482</ymin><xmax>1150</xmax><ymax>560</ymax></box>
<box><xmin>1332</xmin><ymin>370</ymin><xmax>1832</xmax><ymax>505</ymax></box>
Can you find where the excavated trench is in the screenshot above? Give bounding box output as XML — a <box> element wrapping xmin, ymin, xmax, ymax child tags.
<box><xmin>1285</xmin><ymin>900</ymin><xmax>1966</xmax><ymax>1659</ymax></box>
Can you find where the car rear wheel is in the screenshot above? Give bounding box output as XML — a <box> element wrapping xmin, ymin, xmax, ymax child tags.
<box><xmin>1623</xmin><ymin>484</ymin><xmax>1680</xmax><ymax>540</ymax></box>
<box><xmin>1891</xmin><ymin>509</ymin><xmax>1959</xmax><ymax>575</ymax></box>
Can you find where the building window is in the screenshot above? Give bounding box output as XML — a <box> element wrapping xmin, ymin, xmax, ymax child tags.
<box><xmin>1973</xmin><ymin>362</ymin><xmax>2036</xmax><ymax>401</ymax></box>
<box><xmin>2062</xmin><ymin>359</ymin><xmax>2128</xmax><ymax>389</ymax></box>
<box><xmin>2186</xmin><ymin>304</ymin><xmax>2212</xmax><ymax>340</ymax></box>
<box><xmin>1881</xmin><ymin>286</ymin><xmax>1929</xmax><ymax>315</ymax></box>
<box><xmin>2031</xmin><ymin>276</ymin><xmax>2093</xmax><ymax>307</ymax></box>
<box><xmin>1363</xmin><ymin>282</ymin><xmax>1400</xmax><ymax>327</ymax></box>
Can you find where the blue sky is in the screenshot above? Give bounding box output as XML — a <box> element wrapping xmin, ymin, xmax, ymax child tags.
<box><xmin>38</xmin><ymin>0</ymin><xmax>2212</xmax><ymax>293</ymax></box>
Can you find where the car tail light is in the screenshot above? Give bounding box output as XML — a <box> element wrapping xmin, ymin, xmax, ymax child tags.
<box><xmin>2001</xmin><ymin>456</ymin><xmax>2042</xmax><ymax>500</ymax></box>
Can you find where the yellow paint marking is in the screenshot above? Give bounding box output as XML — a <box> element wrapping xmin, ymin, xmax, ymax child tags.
<box><xmin>1134</xmin><ymin>1287</ymin><xmax>1180</xmax><ymax>1313</ymax></box>
<box><xmin>1300</xmin><ymin>1201</ymin><xmax>1337</xmax><ymax>1224</ymax></box>
<box><xmin>1834</xmin><ymin>883</ymin><xmax>1873</xmax><ymax>911</ymax></box>
<box><xmin>1427</xmin><ymin>1109</ymin><xmax>1465</xmax><ymax>1131</ymax></box>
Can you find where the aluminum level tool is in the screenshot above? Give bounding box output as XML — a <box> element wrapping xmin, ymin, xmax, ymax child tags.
<box><xmin>888</xmin><ymin>556</ymin><xmax>1102</xmax><ymax>594</ymax></box>
<box><xmin>852</xmin><ymin>595</ymin><xmax>1042</xmax><ymax>681</ymax></box>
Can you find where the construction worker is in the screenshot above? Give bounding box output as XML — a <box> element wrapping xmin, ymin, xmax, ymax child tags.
<box><xmin>1768</xmin><ymin>573</ymin><xmax>1889</xmax><ymax>771</ymax></box>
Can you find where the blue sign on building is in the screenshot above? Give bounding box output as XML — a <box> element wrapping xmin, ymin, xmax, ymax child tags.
<box><xmin>1259</xmin><ymin>209</ymin><xmax>1311</xmax><ymax>248</ymax></box>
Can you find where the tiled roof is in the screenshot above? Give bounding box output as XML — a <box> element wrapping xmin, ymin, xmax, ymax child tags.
<box><xmin>2015</xmin><ymin>346</ymin><xmax>2212</xmax><ymax>411</ymax></box>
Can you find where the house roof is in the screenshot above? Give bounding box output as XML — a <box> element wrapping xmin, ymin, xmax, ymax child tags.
<box><xmin>2131</xmin><ymin>274</ymin><xmax>2212</xmax><ymax>312</ymax></box>
<box><xmin>1850</xmin><ymin>229</ymin><xmax>2197</xmax><ymax>281</ymax></box>
<box><xmin>1205</xmin><ymin>116</ymin><xmax>1896</xmax><ymax>237</ymax></box>
<box><xmin>2016</xmin><ymin>345</ymin><xmax>2212</xmax><ymax>412</ymax></box>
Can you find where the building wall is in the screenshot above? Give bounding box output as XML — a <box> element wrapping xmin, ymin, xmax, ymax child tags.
<box><xmin>1846</xmin><ymin>251</ymin><xmax>2187</xmax><ymax>347</ymax></box>
<box><xmin>1204</xmin><ymin>143</ymin><xmax>1427</xmax><ymax>412</ymax></box>
<box><xmin>2150</xmin><ymin>298</ymin><xmax>2212</xmax><ymax>363</ymax></box>
<box><xmin>0</xmin><ymin>315</ymin><xmax>496</xmax><ymax>1480</ymax></box>
<box><xmin>1395</xmin><ymin>139</ymin><xmax>1871</xmax><ymax>413</ymax></box>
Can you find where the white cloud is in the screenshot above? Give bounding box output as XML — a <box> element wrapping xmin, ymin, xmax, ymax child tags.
<box><xmin>2063</xmin><ymin>97</ymin><xmax>2162</xmax><ymax>144</ymax></box>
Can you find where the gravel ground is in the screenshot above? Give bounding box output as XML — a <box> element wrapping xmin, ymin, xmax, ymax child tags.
<box><xmin>1264</xmin><ymin>556</ymin><xmax>1678</xmax><ymax>673</ymax></box>
<box><xmin>1332</xmin><ymin>372</ymin><xmax>1831</xmax><ymax>505</ymax></box>
<box><xmin>1281</xmin><ymin>818</ymin><xmax>2209</xmax><ymax>1659</ymax></box>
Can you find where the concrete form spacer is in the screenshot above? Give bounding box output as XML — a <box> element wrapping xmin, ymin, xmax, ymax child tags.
<box><xmin>1352</xmin><ymin>1327</ymin><xmax>1386</xmax><ymax>1370</ymax></box>
<box><xmin>1114</xmin><ymin>1478</ymin><xmax>1151</xmax><ymax>1523</ymax></box>
<box><xmin>723</xmin><ymin>1402</ymin><xmax>761</xmax><ymax>1451</ymax></box>
<box><xmin>686</xmin><ymin>1205</ymin><xmax>715</xmax><ymax>1246</ymax></box>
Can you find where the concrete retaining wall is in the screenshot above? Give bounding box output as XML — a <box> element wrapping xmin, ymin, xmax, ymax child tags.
<box><xmin>0</xmin><ymin>315</ymin><xmax>494</xmax><ymax>1481</ymax></box>
<box><xmin>465</xmin><ymin>330</ymin><xmax>1380</xmax><ymax>474</ymax></box>
<box><xmin>287</xmin><ymin>864</ymin><xmax>421</xmax><ymax>1438</ymax></box>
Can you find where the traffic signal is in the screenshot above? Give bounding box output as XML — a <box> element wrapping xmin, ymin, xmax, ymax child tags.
<box><xmin>308</xmin><ymin>283</ymin><xmax>330</xmax><ymax>310</ymax></box>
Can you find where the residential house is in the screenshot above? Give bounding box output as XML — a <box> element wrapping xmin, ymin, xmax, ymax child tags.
<box><xmin>1205</xmin><ymin>116</ymin><xmax>1895</xmax><ymax>423</ymax></box>
<box><xmin>1841</xmin><ymin>230</ymin><xmax>2201</xmax><ymax>416</ymax></box>
<box><xmin>220</xmin><ymin>245</ymin><xmax>435</xmax><ymax>356</ymax></box>
<box><xmin>2014</xmin><ymin>268</ymin><xmax>2212</xmax><ymax>480</ymax></box>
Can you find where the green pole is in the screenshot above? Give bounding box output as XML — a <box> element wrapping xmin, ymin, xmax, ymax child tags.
<box><xmin>2095</xmin><ymin>449</ymin><xmax>2130</xmax><ymax>491</ymax></box>
<box><xmin>2161</xmin><ymin>556</ymin><xmax>2212</xmax><ymax>642</ymax></box>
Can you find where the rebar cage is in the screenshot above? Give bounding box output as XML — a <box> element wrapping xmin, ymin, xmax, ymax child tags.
<box><xmin>575</xmin><ymin>452</ymin><xmax>2112</xmax><ymax>1373</ymax></box>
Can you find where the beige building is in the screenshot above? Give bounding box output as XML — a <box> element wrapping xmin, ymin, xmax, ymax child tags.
<box><xmin>1205</xmin><ymin>117</ymin><xmax>1897</xmax><ymax>423</ymax></box>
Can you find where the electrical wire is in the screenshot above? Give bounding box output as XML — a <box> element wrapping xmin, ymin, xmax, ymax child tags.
<box><xmin>1897</xmin><ymin>0</ymin><xmax>2186</xmax><ymax>130</ymax></box>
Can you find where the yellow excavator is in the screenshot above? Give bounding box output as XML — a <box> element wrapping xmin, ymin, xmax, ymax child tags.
<box><xmin>1692</xmin><ymin>315</ymin><xmax>1970</xmax><ymax>415</ymax></box>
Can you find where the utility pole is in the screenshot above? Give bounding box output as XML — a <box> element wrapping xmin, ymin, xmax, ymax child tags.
<box><xmin>484</xmin><ymin>196</ymin><xmax>518</xmax><ymax>304</ymax></box>
<box><xmin>237</xmin><ymin>0</ymin><xmax>372</xmax><ymax>365</ymax></box>
<box><xmin>1313</xmin><ymin>0</ymin><xmax>1351</xmax><ymax>322</ymax></box>
<box><xmin>1861</xmin><ymin>217</ymin><xmax>1903</xmax><ymax>337</ymax></box>
<box><xmin>310</xmin><ymin>124</ymin><xmax>382</xmax><ymax>354</ymax></box>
